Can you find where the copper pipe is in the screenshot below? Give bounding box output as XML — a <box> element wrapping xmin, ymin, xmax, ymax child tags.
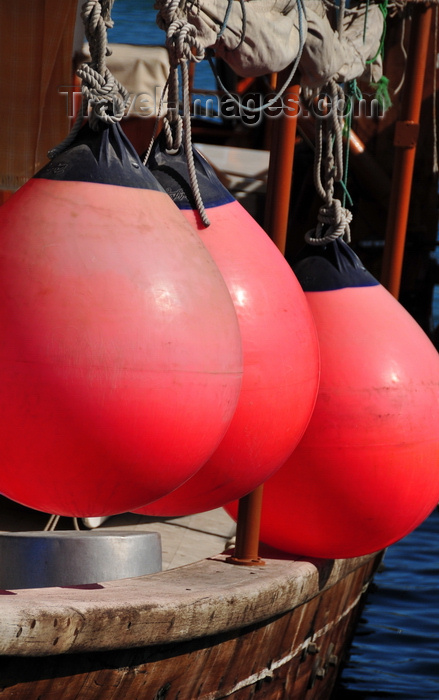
<box><xmin>381</xmin><ymin>4</ymin><xmax>433</xmax><ymax>298</ymax></box>
<box><xmin>230</xmin><ymin>72</ymin><xmax>300</xmax><ymax>566</ymax></box>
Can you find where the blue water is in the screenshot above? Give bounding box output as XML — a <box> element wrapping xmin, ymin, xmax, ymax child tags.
<box><xmin>108</xmin><ymin>3</ymin><xmax>439</xmax><ymax>697</ymax></box>
<box><xmin>109</xmin><ymin>0</ymin><xmax>216</xmax><ymax>91</ymax></box>
<box><xmin>332</xmin><ymin>508</ymin><xmax>439</xmax><ymax>699</ymax></box>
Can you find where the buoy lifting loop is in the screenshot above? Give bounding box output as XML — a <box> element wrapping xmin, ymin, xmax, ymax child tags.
<box><xmin>306</xmin><ymin>78</ymin><xmax>352</xmax><ymax>246</ymax></box>
<box><xmin>48</xmin><ymin>0</ymin><xmax>130</xmax><ymax>159</ymax></box>
<box><xmin>144</xmin><ymin>0</ymin><xmax>210</xmax><ymax>226</ymax></box>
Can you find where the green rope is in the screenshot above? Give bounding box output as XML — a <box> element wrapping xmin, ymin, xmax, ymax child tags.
<box><xmin>363</xmin><ymin>0</ymin><xmax>370</xmax><ymax>43</ymax></box>
<box><xmin>366</xmin><ymin>0</ymin><xmax>389</xmax><ymax>64</ymax></box>
<box><xmin>363</xmin><ymin>0</ymin><xmax>392</xmax><ymax>114</ymax></box>
<box><xmin>340</xmin><ymin>80</ymin><xmax>362</xmax><ymax>208</ymax></box>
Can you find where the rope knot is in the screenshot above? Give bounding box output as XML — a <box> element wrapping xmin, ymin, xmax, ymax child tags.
<box><xmin>305</xmin><ymin>199</ymin><xmax>352</xmax><ymax>245</ymax></box>
<box><xmin>166</xmin><ymin>19</ymin><xmax>205</xmax><ymax>66</ymax></box>
<box><xmin>48</xmin><ymin>0</ymin><xmax>128</xmax><ymax>158</ymax></box>
<box><xmin>76</xmin><ymin>63</ymin><xmax>129</xmax><ymax>128</ymax></box>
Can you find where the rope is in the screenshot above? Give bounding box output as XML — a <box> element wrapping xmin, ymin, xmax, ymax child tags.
<box><xmin>218</xmin><ymin>0</ymin><xmax>247</xmax><ymax>50</ymax></box>
<box><xmin>305</xmin><ymin>79</ymin><xmax>353</xmax><ymax>246</ymax></box>
<box><xmin>181</xmin><ymin>61</ymin><xmax>210</xmax><ymax>225</ymax></box>
<box><xmin>44</xmin><ymin>515</ymin><xmax>81</xmax><ymax>531</ymax></box>
<box><xmin>150</xmin><ymin>0</ymin><xmax>210</xmax><ymax>225</ymax></box>
<box><xmin>338</xmin><ymin>0</ymin><xmax>346</xmax><ymax>40</ymax></box>
<box><xmin>341</xmin><ymin>80</ymin><xmax>362</xmax><ymax>208</ymax></box>
<box><xmin>207</xmin><ymin>0</ymin><xmax>306</xmax><ymax>118</ymax></box>
<box><xmin>393</xmin><ymin>16</ymin><xmax>407</xmax><ymax>95</ymax></box>
<box><xmin>142</xmin><ymin>75</ymin><xmax>171</xmax><ymax>164</ymax></box>
<box><xmin>44</xmin><ymin>514</ymin><xmax>60</xmax><ymax>531</ymax></box>
<box><xmin>48</xmin><ymin>0</ymin><xmax>130</xmax><ymax>159</ymax></box>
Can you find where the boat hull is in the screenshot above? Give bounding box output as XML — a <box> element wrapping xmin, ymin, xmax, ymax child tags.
<box><xmin>0</xmin><ymin>550</ymin><xmax>382</xmax><ymax>699</ymax></box>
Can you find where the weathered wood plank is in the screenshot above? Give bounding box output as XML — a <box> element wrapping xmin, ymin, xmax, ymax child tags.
<box><xmin>0</xmin><ymin>555</ymin><xmax>381</xmax><ymax>699</ymax></box>
<box><xmin>0</xmin><ymin>550</ymin><xmax>380</xmax><ymax>657</ymax></box>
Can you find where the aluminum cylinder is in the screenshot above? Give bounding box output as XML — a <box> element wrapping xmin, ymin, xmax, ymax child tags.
<box><xmin>0</xmin><ymin>530</ymin><xmax>162</xmax><ymax>589</ymax></box>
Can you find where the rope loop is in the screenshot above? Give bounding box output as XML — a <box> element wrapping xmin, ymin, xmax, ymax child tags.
<box><xmin>147</xmin><ymin>0</ymin><xmax>210</xmax><ymax>225</ymax></box>
<box><xmin>80</xmin><ymin>0</ymin><xmax>129</xmax><ymax>129</ymax></box>
<box><xmin>76</xmin><ymin>63</ymin><xmax>129</xmax><ymax>128</ymax></box>
<box><xmin>48</xmin><ymin>0</ymin><xmax>129</xmax><ymax>158</ymax></box>
<box><xmin>166</xmin><ymin>19</ymin><xmax>205</xmax><ymax>65</ymax></box>
<box><xmin>157</xmin><ymin>0</ymin><xmax>205</xmax><ymax>67</ymax></box>
<box><xmin>305</xmin><ymin>199</ymin><xmax>352</xmax><ymax>245</ymax></box>
<box><xmin>307</xmin><ymin>78</ymin><xmax>353</xmax><ymax>245</ymax></box>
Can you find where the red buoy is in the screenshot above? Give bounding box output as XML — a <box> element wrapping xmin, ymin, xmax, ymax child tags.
<box><xmin>0</xmin><ymin>125</ymin><xmax>243</xmax><ymax>517</ymax></box>
<box><xmin>226</xmin><ymin>240</ymin><xmax>439</xmax><ymax>558</ymax></box>
<box><xmin>135</xmin><ymin>142</ymin><xmax>320</xmax><ymax>516</ymax></box>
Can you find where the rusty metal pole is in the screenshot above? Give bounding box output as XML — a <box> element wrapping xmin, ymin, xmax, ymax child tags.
<box><xmin>381</xmin><ymin>4</ymin><xmax>433</xmax><ymax>297</ymax></box>
<box><xmin>229</xmin><ymin>73</ymin><xmax>300</xmax><ymax>566</ymax></box>
<box><xmin>228</xmin><ymin>485</ymin><xmax>265</xmax><ymax>565</ymax></box>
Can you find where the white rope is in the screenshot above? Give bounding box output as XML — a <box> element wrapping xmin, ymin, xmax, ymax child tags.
<box><xmin>148</xmin><ymin>0</ymin><xmax>210</xmax><ymax>225</ymax></box>
<box><xmin>44</xmin><ymin>515</ymin><xmax>81</xmax><ymax>531</ymax></box>
<box><xmin>337</xmin><ymin>0</ymin><xmax>346</xmax><ymax>40</ymax></box>
<box><xmin>393</xmin><ymin>15</ymin><xmax>407</xmax><ymax>96</ymax></box>
<box><xmin>182</xmin><ymin>60</ymin><xmax>210</xmax><ymax>226</ymax></box>
<box><xmin>48</xmin><ymin>0</ymin><xmax>130</xmax><ymax>158</ymax></box>
<box><xmin>44</xmin><ymin>514</ymin><xmax>60</xmax><ymax>531</ymax></box>
<box><xmin>305</xmin><ymin>78</ymin><xmax>352</xmax><ymax>245</ymax></box>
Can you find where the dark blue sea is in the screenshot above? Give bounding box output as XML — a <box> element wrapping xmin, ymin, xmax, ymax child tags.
<box><xmin>332</xmin><ymin>507</ymin><xmax>439</xmax><ymax>700</ymax></box>
<box><xmin>110</xmin><ymin>2</ymin><xmax>439</xmax><ymax>697</ymax></box>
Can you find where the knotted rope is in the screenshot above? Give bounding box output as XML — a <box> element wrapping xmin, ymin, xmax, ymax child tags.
<box><xmin>305</xmin><ymin>79</ymin><xmax>353</xmax><ymax>245</ymax></box>
<box><xmin>144</xmin><ymin>0</ymin><xmax>210</xmax><ymax>225</ymax></box>
<box><xmin>48</xmin><ymin>0</ymin><xmax>129</xmax><ymax>159</ymax></box>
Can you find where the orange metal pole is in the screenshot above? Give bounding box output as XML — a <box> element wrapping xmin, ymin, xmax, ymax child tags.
<box><xmin>381</xmin><ymin>4</ymin><xmax>433</xmax><ymax>298</ymax></box>
<box><xmin>264</xmin><ymin>80</ymin><xmax>301</xmax><ymax>253</ymax></box>
<box><xmin>230</xmin><ymin>73</ymin><xmax>300</xmax><ymax>566</ymax></box>
<box><xmin>228</xmin><ymin>485</ymin><xmax>265</xmax><ymax>565</ymax></box>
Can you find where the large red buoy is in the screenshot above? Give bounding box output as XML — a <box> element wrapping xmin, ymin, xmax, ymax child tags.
<box><xmin>134</xmin><ymin>141</ymin><xmax>320</xmax><ymax>516</ymax></box>
<box><xmin>226</xmin><ymin>240</ymin><xmax>439</xmax><ymax>558</ymax></box>
<box><xmin>0</xmin><ymin>124</ymin><xmax>243</xmax><ymax>517</ymax></box>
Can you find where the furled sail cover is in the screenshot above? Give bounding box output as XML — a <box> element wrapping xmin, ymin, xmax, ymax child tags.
<box><xmin>180</xmin><ymin>0</ymin><xmax>305</xmax><ymax>76</ymax></box>
<box><xmin>300</xmin><ymin>0</ymin><xmax>384</xmax><ymax>88</ymax></box>
<box><xmin>159</xmin><ymin>0</ymin><xmax>384</xmax><ymax>86</ymax></box>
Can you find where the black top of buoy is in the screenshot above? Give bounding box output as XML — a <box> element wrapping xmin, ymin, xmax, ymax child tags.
<box><xmin>145</xmin><ymin>135</ymin><xmax>235</xmax><ymax>210</ymax></box>
<box><xmin>292</xmin><ymin>238</ymin><xmax>379</xmax><ymax>291</ymax></box>
<box><xmin>35</xmin><ymin>123</ymin><xmax>163</xmax><ymax>191</ymax></box>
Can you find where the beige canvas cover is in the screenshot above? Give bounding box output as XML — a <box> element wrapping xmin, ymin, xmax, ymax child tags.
<box><xmin>169</xmin><ymin>0</ymin><xmax>384</xmax><ymax>86</ymax></box>
<box><xmin>300</xmin><ymin>0</ymin><xmax>384</xmax><ymax>88</ymax></box>
<box><xmin>183</xmin><ymin>0</ymin><xmax>304</xmax><ymax>77</ymax></box>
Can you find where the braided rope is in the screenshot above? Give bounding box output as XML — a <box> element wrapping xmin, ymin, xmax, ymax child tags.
<box><xmin>163</xmin><ymin>64</ymin><xmax>184</xmax><ymax>151</ymax></box>
<box><xmin>150</xmin><ymin>0</ymin><xmax>210</xmax><ymax>225</ymax></box>
<box><xmin>48</xmin><ymin>0</ymin><xmax>129</xmax><ymax>158</ymax></box>
<box><xmin>305</xmin><ymin>78</ymin><xmax>353</xmax><ymax>246</ymax></box>
<box><xmin>181</xmin><ymin>60</ymin><xmax>210</xmax><ymax>226</ymax></box>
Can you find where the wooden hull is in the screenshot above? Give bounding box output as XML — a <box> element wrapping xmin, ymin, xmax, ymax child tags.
<box><xmin>0</xmin><ymin>549</ymin><xmax>382</xmax><ymax>699</ymax></box>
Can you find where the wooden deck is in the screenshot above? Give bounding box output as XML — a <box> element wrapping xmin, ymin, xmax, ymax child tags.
<box><xmin>0</xmin><ymin>496</ymin><xmax>382</xmax><ymax>698</ymax></box>
<box><xmin>0</xmin><ymin>496</ymin><xmax>237</xmax><ymax>571</ymax></box>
